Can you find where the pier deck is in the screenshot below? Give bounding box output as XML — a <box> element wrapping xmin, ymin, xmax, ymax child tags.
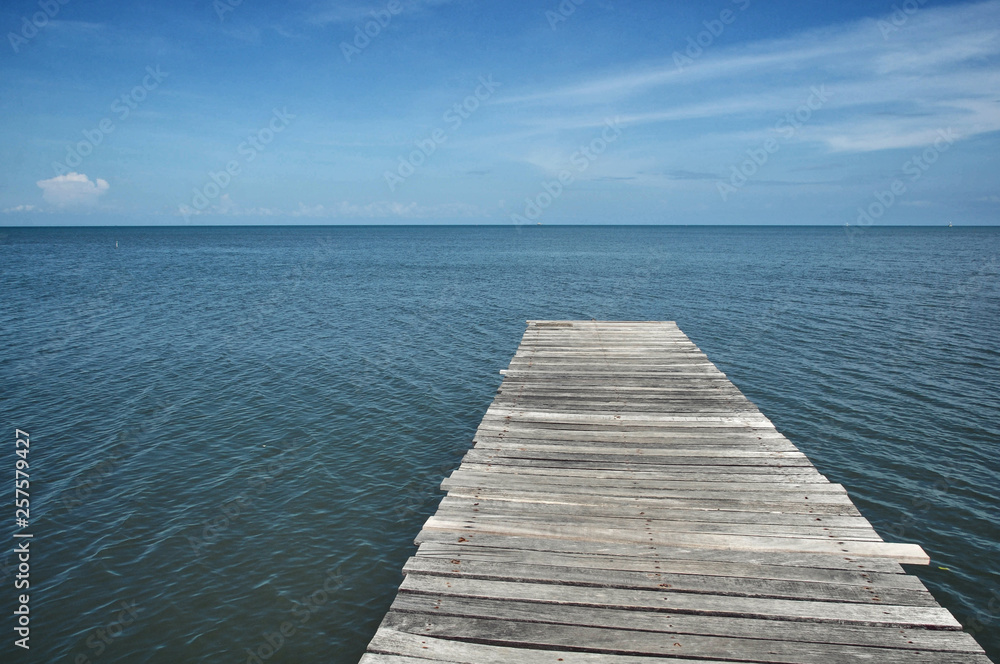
<box><xmin>361</xmin><ymin>320</ymin><xmax>991</xmax><ymax>663</ymax></box>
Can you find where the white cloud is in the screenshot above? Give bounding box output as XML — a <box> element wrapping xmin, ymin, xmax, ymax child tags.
<box><xmin>290</xmin><ymin>200</ymin><xmax>483</xmax><ymax>218</ymax></box>
<box><xmin>177</xmin><ymin>196</ymin><xmax>484</xmax><ymax>219</ymax></box>
<box><xmin>36</xmin><ymin>172</ymin><xmax>109</xmax><ymax>208</ymax></box>
<box><xmin>213</xmin><ymin>193</ymin><xmax>239</xmax><ymax>214</ymax></box>
<box><xmin>2</xmin><ymin>204</ymin><xmax>37</xmax><ymax>213</ymax></box>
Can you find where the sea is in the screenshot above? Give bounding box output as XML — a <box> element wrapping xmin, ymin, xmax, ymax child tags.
<box><xmin>1</xmin><ymin>225</ymin><xmax>998</xmax><ymax>663</ymax></box>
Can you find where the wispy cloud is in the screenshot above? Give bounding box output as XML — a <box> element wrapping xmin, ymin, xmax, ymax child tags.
<box><xmin>304</xmin><ymin>0</ymin><xmax>457</xmax><ymax>26</ymax></box>
<box><xmin>176</xmin><ymin>197</ymin><xmax>486</xmax><ymax>219</ymax></box>
<box><xmin>667</xmin><ymin>170</ymin><xmax>719</xmax><ymax>181</ymax></box>
<box><xmin>499</xmin><ymin>0</ymin><xmax>1000</xmax><ymax>154</ymax></box>
<box><xmin>46</xmin><ymin>20</ymin><xmax>106</xmax><ymax>33</ymax></box>
<box><xmin>2</xmin><ymin>204</ymin><xmax>38</xmax><ymax>214</ymax></box>
<box><xmin>289</xmin><ymin>200</ymin><xmax>484</xmax><ymax>218</ymax></box>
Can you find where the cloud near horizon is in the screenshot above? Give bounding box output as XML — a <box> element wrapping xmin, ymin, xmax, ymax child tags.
<box><xmin>178</xmin><ymin>194</ymin><xmax>485</xmax><ymax>220</ymax></box>
<box><xmin>36</xmin><ymin>173</ymin><xmax>110</xmax><ymax>208</ymax></box>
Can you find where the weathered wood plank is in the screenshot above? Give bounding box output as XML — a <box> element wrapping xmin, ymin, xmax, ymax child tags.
<box><xmin>438</xmin><ymin>487</ymin><xmax>863</xmax><ymax>516</ymax></box>
<box><xmin>463</xmin><ymin>449</ymin><xmax>816</xmax><ymax>467</ymax></box>
<box><xmin>390</xmin><ymin>594</ymin><xmax>984</xmax><ymax>651</ymax></box>
<box><xmin>466</xmin><ymin>445</ymin><xmax>810</xmax><ymax>460</ymax></box>
<box><xmin>473</xmin><ymin>439</ymin><xmax>799</xmax><ymax>452</ymax></box>
<box><xmin>413</xmin><ymin>530</ymin><xmax>909</xmax><ymax>573</ymax></box>
<box><xmin>454</xmin><ymin>463</ymin><xmax>829</xmax><ymax>482</ymax></box>
<box><xmin>381</xmin><ymin>613</ymin><xmax>993</xmax><ymax>663</ymax></box>
<box><xmin>445</xmin><ymin>471</ymin><xmax>846</xmax><ymax>492</ymax></box>
<box><xmin>435</xmin><ymin>496</ymin><xmax>874</xmax><ymax>528</ymax></box>
<box><xmin>401</xmin><ymin>558</ymin><xmax>935</xmax><ymax>605</ymax></box>
<box><xmin>452</xmin><ymin>459</ymin><xmax>833</xmax><ymax>480</ymax></box>
<box><xmin>441</xmin><ymin>477</ymin><xmax>855</xmax><ymax>504</ymax></box>
<box><xmin>397</xmin><ymin>574</ymin><xmax>958</xmax><ymax>627</ymax></box>
<box><xmin>413</xmin><ymin>542</ymin><xmax>923</xmax><ymax>588</ymax></box>
<box><xmin>474</xmin><ymin>431</ymin><xmax>791</xmax><ymax>444</ymax></box>
<box><xmin>430</xmin><ymin>508</ymin><xmax>883</xmax><ymax>541</ymax></box>
<box><xmin>420</xmin><ymin>516</ymin><xmax>930</xmax><ymax>563</ymax></box>
<box><xmin>367</xmin><ymin>628</ymin><xmax>736</xmax><ymax>664</ymax></box>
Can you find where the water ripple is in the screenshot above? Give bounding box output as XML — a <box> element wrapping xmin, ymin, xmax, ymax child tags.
<box><xmin>0</xmin><ymin>225</ymin><xmax>997</xmax><ymax>662</ymax></box>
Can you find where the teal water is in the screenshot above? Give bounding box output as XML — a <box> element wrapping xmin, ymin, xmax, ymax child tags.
<box><xmin>1</xmin><ymin>225</ymin><xmax>998</xmax><ymax>662</ymax></box>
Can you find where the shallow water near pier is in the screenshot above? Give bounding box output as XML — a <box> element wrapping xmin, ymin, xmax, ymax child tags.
<box><xmin>1</xmin><ymin>224</ymin><xmax>998</xmax><ymax>662</ymax></box>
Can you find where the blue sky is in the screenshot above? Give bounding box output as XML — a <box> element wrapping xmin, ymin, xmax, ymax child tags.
<box><xmin>1</xmin><ymin>0</ymin><xmax>998</xmax><ymax>225</ymax></box>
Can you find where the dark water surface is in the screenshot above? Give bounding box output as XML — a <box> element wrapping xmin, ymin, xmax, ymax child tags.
<box><xmin>1</xmin><ymin>225</ymin><xmax>998</xmax><ymax>662</ymax></box>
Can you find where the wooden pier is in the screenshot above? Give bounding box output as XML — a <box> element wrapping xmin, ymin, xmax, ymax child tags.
<box><xmin>361</xmin><ymin>321</ymin><xmax>991</xmax><ymax>663</ymax></box>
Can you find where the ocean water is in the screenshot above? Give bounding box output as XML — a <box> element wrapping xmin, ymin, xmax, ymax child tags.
<box><xmin>0</xmin><ymin>225</ymin><xmax>998</xmax><ymax>663</ymax></box>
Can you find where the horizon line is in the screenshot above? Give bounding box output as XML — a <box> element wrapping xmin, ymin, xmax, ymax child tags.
<box><xmin>2</xmin><ymin>223</ymin><xmax>995</xmax><ymax>229</ymax></box>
